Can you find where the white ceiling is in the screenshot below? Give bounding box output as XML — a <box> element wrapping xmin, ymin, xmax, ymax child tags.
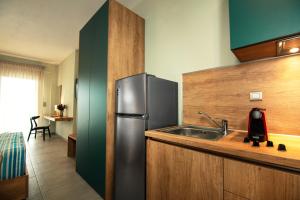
<box><xmin>0</xmin><ymin>0</ymin><xmax>142</xmax><ymax>64</ymax></box>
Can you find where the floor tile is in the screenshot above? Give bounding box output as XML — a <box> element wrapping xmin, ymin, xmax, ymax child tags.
<box><xmin>25</xmin><ymin>134</ymin><xmax>102</xmax><ymax>200</ymax></box>
<box><xmin>28</xmin><ymin>177</ymin><xmax>42</xmax><ymax>199</ymax></box>
<box><xmin>28</xmin><ymin>192</ymin><xmax>44</xmax><ymax>200</ymax></box>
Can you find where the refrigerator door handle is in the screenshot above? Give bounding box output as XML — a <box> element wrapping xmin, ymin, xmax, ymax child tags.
<box><xmin>142</xmin><ymin>114</ymin><xmax>149</xmax><ymax>120</ymax></box>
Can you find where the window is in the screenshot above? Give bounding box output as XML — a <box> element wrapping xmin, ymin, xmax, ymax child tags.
<box><xmin>0</xmin><ymin>76</ymin><xmax>38</xmax><ymax>133</ymax></box>
<box><xmin>0</xmin><ymin>61</ymin><xmax>43</xmax><ymax>134</ymax></box>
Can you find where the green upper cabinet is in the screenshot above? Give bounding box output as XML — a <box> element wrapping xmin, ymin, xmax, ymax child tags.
<box><xmin>229</xmin><ymin>0</ymin><xmax>300</xmax><ymax>49</ymax></box>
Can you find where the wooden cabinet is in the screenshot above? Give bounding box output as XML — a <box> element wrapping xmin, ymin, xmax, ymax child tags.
<box><xmin>147</xmin><ymin>139</ymin><xmax>300</xmax><ymax>200</ymax></box>
<box><xmin>147</xmin><ymin>139</ymin><xmax>224</xmax><ymax>200</ymax></box>
<box><xmin>224</xmin><ymin>159</ymin><xmax>300</xmax><ymax>200</ymax></box>
<box><xmin>77</xmin><ymin>0</ymin><xmax>144</xmax><ymax>198</ymax></box>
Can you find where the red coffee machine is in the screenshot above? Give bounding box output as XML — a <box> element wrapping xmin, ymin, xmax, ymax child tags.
<box><xmin>247</xmin><ymin>108</ymin><xmax>268</xmax><ymax>142</ymax></box>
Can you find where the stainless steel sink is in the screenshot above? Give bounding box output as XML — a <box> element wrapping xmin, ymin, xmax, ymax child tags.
<box><xmin>162</xmin><ymin>126</ymin><xmax>227</xmax><ymax>141</ymax></box>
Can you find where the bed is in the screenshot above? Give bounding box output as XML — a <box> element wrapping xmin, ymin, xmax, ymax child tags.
<box><xmin>0</xmin><ymin>132</ymin><xmax>28</xmax><ymax>200</ymax></box>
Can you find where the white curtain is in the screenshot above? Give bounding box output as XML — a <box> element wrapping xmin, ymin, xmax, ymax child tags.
<box><xmin>0</xmin><ymin>61</ymin><xmax>44</xmax><ymax>133</ymax></box>
<box><xmin>0</xmin><ymin>61</ymin><xmax>44</xmax><ymax>80</ymax></box>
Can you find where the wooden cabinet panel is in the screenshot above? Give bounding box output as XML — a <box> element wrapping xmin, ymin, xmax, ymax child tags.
<box><xmin>147</xmin><ymin>139</ymin><xmax>223</xmax><ymax>200</ymax></box>
<box><xmin>183</xmin><ymin>55</ymin><xmax>300</xmax><ymax>136</ymax></box>
<box><xmin>105</xmin><ymin>1</ymin><xmax>145</xmax><ymax>199</ymax></box>
<box><xmin>232</xmin><ymin>40</ymin><xmax>277</xmax><ymax>62</ymax></box>
<box><xmin>224</xmin><ymin>159</ymin><xmax>300</xmax><ymax>200</ymax></box>
<box><xmin>224</xmin><ymin>192</ymin><xmax>248</xmax><ymax>200</ymax></box>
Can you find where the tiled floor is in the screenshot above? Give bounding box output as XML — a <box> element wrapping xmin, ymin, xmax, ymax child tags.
<box><xmin>26</xmin><ymin>134</ymin><xmax>102</xmax><ymax>200</ymax></box>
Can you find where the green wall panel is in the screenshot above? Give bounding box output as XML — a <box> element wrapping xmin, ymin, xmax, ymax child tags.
<box><xmin>229</xmin><ymin>0</ymin><xmax>300</xmax><ymax>49</ymax></box>
<box><xmin>77</xmin><ymin>1</ymin><xmax>108</xmax><ymax>197</ymax></box>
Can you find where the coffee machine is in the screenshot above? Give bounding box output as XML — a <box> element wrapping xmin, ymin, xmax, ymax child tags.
<box><xmin>247</xmin><ymin>108</ymin><xmax>268</xmax><ymax>142</ymax></box>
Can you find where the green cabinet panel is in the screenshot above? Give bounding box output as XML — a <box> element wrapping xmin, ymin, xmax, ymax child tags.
<box><xmin>77</xmin><ymin>1</ymin><xmax>108</xmax><ymax>197</ymax></box>
<box><xmin>77</xmin><ymin>12</ymin><xmax>93</xmax><ymax>182</ymax></box>
<box><xmin>88</xmin><ymin>2</ymin><xmax>108</xmax><ymax>196</ymax></box>
<box><xmin>229</xmin><ymin>0</ymin><xmax>300</xmax><ymax>49</ymax></box>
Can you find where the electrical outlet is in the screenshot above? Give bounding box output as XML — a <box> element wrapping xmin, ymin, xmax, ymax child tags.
<box><xmin>250</xmin><ymin>91</ymin><xmax>263</xmax><ymax>101</ymax></box>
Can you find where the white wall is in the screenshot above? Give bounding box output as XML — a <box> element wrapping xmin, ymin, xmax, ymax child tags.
<box><xmin>56</xmin><ymin>50</ymin><xmax>78</xmax><ymax>139</ymax></box>
<box><xmin>133</xmin><ymin>0</ymin><xmax>238</xmax><ymax>123</ymax></box>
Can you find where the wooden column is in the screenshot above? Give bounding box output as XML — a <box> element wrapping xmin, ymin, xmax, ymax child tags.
<box><xmin>105</xmin><ymin>1</ymin><xmax>145</xmax><ymax>199</ymax></box>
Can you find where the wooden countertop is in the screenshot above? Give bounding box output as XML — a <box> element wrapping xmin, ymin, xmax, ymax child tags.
<box><xmin>145</xmin><ymin>128</ymin><xmax>300</xmax><ymax>172</ymax></box>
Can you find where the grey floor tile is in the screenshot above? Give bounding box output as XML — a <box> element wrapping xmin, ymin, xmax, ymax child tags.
<box><xmin>34</xmin><ymin>160</ymin><xmax>75</xmax><ymax>176</ymax></box>
<box><xmin>28</xmin><ymin>177</ymin><xmax>42</xmax><ymax>199</ymax></box>
<box><xmin>42</xmin><ymin>179</ymin><xmax>99</xmax><ymax>200</ymax></box>
<box><xmin>27</xmin><ymin>160</ymin><xmax>36</xmax><ymax>178</ymax></box>
<box><xmin>37</xmin><ymin>171</ymin><xmax>83</xmax><ymax>192</ymax></box>
<box><xmin>25</xmin><ymin>135</ymin><xmax>102</xmax><ymax>200</ymax></box>
<box><xmin>28</xmin><ymin>192</ymin><xmax>44</xmax><ymax>200</ymax></box>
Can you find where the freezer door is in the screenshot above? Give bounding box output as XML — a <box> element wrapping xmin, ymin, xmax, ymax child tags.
<box><xmin>114</xmin><ymin>116</ymin><xmax>146</xmax><ymax>200</ymax></box>
<box><xmin>116</xmin><ymin>73</ymin><xmax>146</xmax><ymax>114</ymax></box>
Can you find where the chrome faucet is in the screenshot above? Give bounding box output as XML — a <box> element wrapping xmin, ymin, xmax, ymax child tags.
<box><xmin>198</xmin><ymin>112</ymin><xmax>228</xmax><ymax>136</ymax></box>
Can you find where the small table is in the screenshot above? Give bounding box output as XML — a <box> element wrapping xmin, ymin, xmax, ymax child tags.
<box><xmin>43</xmin><ymin>116</ymin><xmax>74</xmax><ymax>135</ymax></box>
<box><xmin>44</xmin><ymin>116</ymin><xmax>74</xmax><ymax>122</ymax></box>
<box><xmin>68</xmin><ymin>134</ymin><xmax>77</xmax><ymax>158</ymax></box>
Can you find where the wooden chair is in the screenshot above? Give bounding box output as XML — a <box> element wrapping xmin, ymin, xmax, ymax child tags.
<box><xmin>27</xmin><ymin>116</ymin><xmax>51</xmax><ymax>141</ymax></box>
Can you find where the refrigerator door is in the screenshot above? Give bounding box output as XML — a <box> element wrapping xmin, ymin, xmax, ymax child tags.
<box><xmin>116</xmin><ymin>73</ymin><xmax>147</xmax><ymax>115</ymax></box>
<box><xmin>114</xmin><ymin>116</ymin><xmax>146</xmax><ymax>200</ymax></box>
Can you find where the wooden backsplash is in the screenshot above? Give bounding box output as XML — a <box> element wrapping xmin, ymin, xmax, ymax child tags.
<box><xmin>183</xmin><ymin>55</ymin><xmax>300</xmax><ymax>135</ymax></box>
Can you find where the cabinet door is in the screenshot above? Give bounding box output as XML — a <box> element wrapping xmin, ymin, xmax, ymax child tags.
<box><xmin>224</xmin><ymin>159</ymin><xmax>300</xmax><ymax>200</ymax></box>
<box><xmin>77</xmin><ymin>1</ymin><xmax>109</xmax><ymax>197</ymax></box>
<box><xmin>147</xmin><ymin>139</ymin><xmax>223</xmax><ymax>200</ymax></box>
<box><xmin>229</xmin><ymin>0</ymin><xmax>300</xmax><ymax>49</ymax></box>
<box><xmin>76</xmin><ymin>9</ymin><xmax>93</xmax><ymax>182</ymax></box>
<box><xmin>88</xmin><ymin>1</ymin><xmax>108</xmax><ymax>196</ymax></box>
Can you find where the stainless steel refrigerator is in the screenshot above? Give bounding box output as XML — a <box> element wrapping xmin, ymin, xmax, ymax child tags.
<box><xmin>114</xmin><ymin>73</ymin><xmax>178</xmax><ymax>200</ymax></box>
